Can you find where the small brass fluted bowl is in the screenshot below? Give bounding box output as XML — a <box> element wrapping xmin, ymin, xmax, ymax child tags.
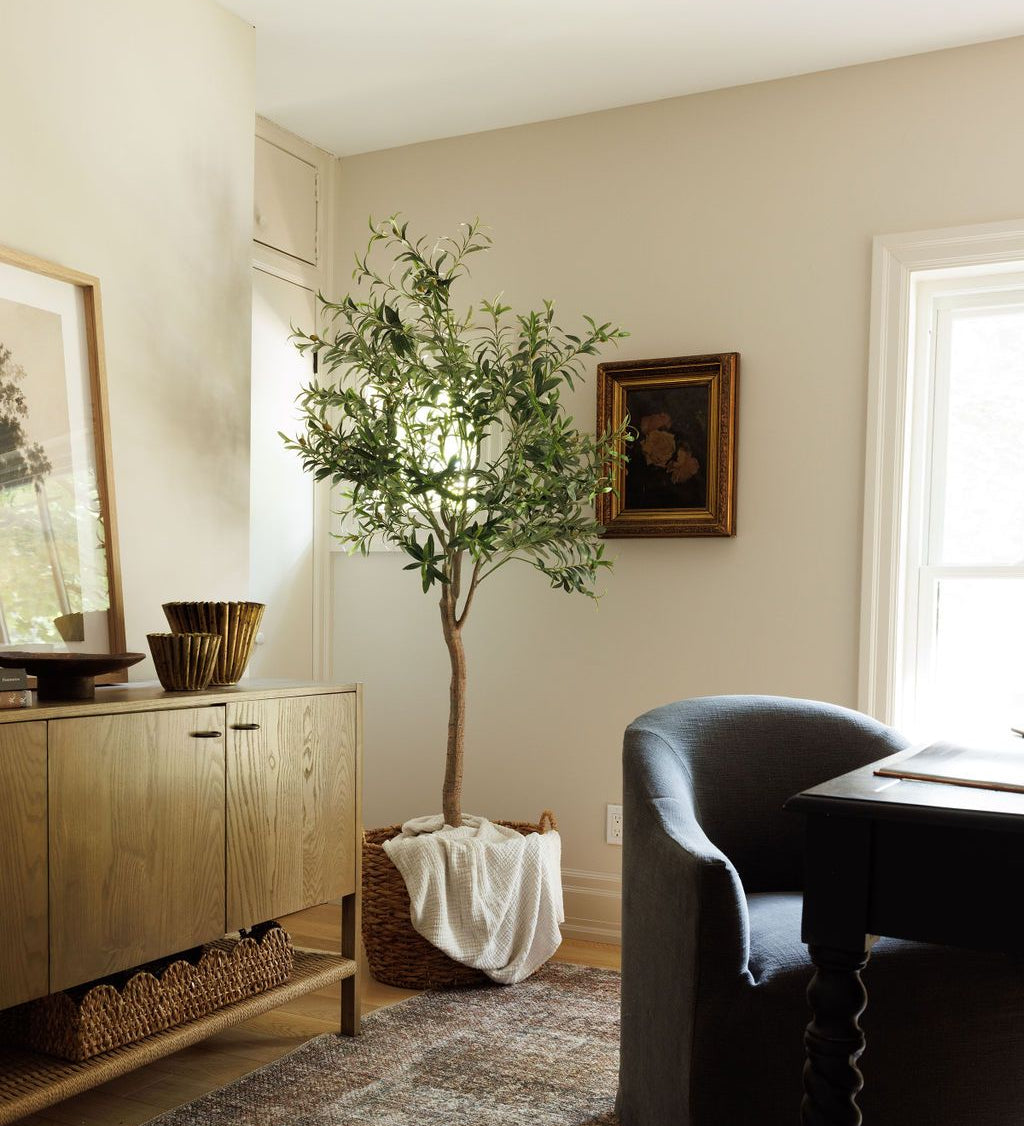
<box><xmin>148</xmin><ymin>632</ymin><xmax>222</xmax><ymax>692</ymax></box>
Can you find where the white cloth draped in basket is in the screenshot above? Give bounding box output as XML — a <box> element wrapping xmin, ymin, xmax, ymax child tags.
<box><xmin>381</xmin><ymin>814</ymin><xmax>564</xmax><ymax>985</ymax></box>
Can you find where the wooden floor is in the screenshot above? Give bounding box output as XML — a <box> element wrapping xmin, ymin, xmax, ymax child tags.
<box><xmin>15</xmin><ymin>905</ymin><xmax>620</xmax><ymax>1126</ymax></box>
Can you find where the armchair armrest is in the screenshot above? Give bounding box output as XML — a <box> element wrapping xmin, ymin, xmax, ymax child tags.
<box><xmin>639</xmin><ymin>795</ymin><xmax>751</xmax><ymax>980</ymax></box>
<box><xmin>618</xmin><ymin>727</ymin><xmax>751</xmax><ymax>1125</ymax></box>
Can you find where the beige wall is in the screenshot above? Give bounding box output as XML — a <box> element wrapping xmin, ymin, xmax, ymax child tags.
<box><xmin>330</xmin><ymin>36</ymin><xmax>1024</xmax><ymax>937</ymax></box>
<box><xmin>0</xmin><ymin>0</ymin><xmax>255</xmax><ymax>668</ymax></box>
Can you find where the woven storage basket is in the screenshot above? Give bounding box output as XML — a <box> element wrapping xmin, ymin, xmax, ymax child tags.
<box><xmin>5</xmin><ymin>923</ymin><xmax>292</xmax><ymax>1061</ymax></box>
<box><xmin>362</xmin><ymin>810</ymin><xmax>558</xmax><ymax>989</ymax></box>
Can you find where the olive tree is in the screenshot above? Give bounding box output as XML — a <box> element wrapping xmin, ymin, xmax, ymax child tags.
<box><xmin>285</xmin><ymin>217</ymin><xmax>628</xmax><ymax>827</ymax></box>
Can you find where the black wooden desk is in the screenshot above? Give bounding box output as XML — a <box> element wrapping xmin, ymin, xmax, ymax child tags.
<box><xmin>785</xmin><ymin>747</ymin><xmax>1024</xmax><ymax>1125</ymax></box>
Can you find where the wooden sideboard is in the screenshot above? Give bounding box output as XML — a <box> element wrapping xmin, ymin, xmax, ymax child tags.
<box><xmin>0</xmin><ymin>679</ymin><xmax>361</xmax><ymax>1124</ymax></box>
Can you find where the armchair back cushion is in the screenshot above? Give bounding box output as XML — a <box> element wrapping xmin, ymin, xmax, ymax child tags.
<box><xmin>628</xmin><ymin>695</ymin><xmax>908</xmax><ymax>892</ymax></box>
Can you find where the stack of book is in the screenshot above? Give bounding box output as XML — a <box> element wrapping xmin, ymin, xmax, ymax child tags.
<box><xmin>0</xmin><ymin>667</ymin><xmax>30</xmax><ymax>709</ymax></box>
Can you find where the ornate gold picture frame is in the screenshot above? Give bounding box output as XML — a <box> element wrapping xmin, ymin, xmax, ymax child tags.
<box><xmin>0</xmin><ymin>245</ymin><xmax>126</xmax><ymax>660</ymax></box>
<box><xmin>597</xmin><ymin>353</ymin><xmax>738</xmax><ymax>537</ymax></box>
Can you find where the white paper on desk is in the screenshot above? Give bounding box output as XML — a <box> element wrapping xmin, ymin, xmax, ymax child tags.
<box><xmin>875</xmin><ymin>742</ymin><xmax>1024</xmax><ymax>793</ymax></box>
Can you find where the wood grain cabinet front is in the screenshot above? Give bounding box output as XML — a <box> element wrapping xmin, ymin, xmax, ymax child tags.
<box><xmin>226</xmin><ymin>693</ymin><xmax>356</xmax><ymax>931</ymax></box>
<box><xmin>0</xmin><ymin>682</ymin><xmax>362</xmax><ymax>1125</ymax></box>
<box><xmin>0</xmin><ymin>721</ymin><xmax>48</xmax><ymax>1009</ymax></box>
<box><xmin>48</xmin><ymin>707</ymin><xmax>227</xmax><ymax>991</ymax></box>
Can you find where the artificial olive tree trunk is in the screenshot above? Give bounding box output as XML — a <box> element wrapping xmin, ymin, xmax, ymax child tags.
<box><xmin>439</xmin><ymin>588</ymin><xmax>466</xmax><ymax>828</ymax></box>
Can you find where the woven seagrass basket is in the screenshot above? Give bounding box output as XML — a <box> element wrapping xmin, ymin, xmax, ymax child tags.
<box><xmin>362</xmin><ymin>810</ymin><xmax>558</xmax><ymax>990</ymax></box>
<box><xmin>3</xmin><ymin>923</ymin><xmax>292</xmax><ymax>1061</ymax></box>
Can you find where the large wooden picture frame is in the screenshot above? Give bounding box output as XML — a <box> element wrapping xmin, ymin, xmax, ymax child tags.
<box><xmin>597</xmin><ymin>353</ymin><xmax>738</xmax><ymax>537</ymax></box>
<box><xmin>0</xmin><ymin>245</ymin><xmax>126</xmax><ymax>660</ymax></box>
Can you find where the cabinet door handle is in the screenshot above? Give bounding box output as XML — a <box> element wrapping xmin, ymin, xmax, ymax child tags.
<box><xmin>230</xmin><ymin>723</ymin><xmax>261</xmax><ymax>731</ymax></box>
<box><xmin>190</xmin><ymin>731</ymin><xmax>223</xmax><ymax>739</ymax></box>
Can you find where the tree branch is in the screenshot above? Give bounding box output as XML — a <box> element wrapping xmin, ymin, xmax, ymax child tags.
<box><xmin>455</xmin><ymin>556</ymin><xmax>484</xmax><ymax>628</ymax></box>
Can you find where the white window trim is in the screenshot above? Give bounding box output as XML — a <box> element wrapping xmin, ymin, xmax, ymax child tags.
<box><xmin>859</xmin><ymin>218</ymin><xmax>1024</xmax><ymax>725</ymax></box>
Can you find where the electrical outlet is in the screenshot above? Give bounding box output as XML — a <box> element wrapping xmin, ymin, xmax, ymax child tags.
<box><xmin>606</xmin><ymin>803</ymin><xmax>623</xmax><ymax>845</ymax></box>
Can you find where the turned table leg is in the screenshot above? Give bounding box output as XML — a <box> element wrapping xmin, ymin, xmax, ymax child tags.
<box><xmin>801</xmin><ymin>944</ymin><xmax>870</xmax><ymax>1126</ymax></box>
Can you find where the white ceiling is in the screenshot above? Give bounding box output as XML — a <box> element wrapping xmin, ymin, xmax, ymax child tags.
<box><xmin>219</xmin><ymin>0</ymin><xmax>1024</xmax><ymax>156</ymax></box>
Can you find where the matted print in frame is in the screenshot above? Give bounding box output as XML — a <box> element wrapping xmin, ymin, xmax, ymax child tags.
<box><xmin>597</xmin><ymin>353</ymin><xmax>738</xmax><ymax>537</ymax></box>
<box><xmin>0</xmin><ymin>245</ymin><xmax>126</xmax><ymax>662</ymax></box>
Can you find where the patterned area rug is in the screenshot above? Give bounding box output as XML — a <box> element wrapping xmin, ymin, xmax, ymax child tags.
<box><xmin>145</xmin><ymin>962</ymin><xmax>620</xmax><ymax>1126</ymax></box>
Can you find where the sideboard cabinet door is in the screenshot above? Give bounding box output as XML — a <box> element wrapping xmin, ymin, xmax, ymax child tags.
<box><xmin>0</xmin><ymin>721</ymin><xmax>48</xmax><ymax>1008</ymax></box>
<box><xmin>226</xmin><ymin>693</ymin><xmax>356</xmax><ymax>931</ymax></box>
<box><xmin>48</xmin><ymin>707</ymin><xmax>227</xmax><ymax>991</ymax></box>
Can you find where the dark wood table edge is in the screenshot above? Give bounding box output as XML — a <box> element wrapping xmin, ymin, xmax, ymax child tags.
<box><xmin>784</xmin><ymin>748</ymin><xmax>1024</xmax><ymax>835</ymax></box>
<box><xmin>788</xmin><ymin>745</ymin><xmax>1024</xmax><ymax>1124</ymax></box>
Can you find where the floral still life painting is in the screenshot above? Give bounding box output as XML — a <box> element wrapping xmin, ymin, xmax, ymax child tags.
<box><xmin>597</xmin><ymin>353</ymin><xmax>738</xmax><ymax>537</ymax></box>
<box><xmin>627</xmin><ymin>384</ymin><xmax>710</xmax><ymax>511</ymax></box>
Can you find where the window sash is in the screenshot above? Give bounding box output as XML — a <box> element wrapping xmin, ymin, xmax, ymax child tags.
<box><xmin>907</xmin><ymin>566</ymin><xmax>1024</xmax><ymax>737</ymax></box>
<box><xmin>899</xmin><ymin>273</ymin><xmax>1024</xmax><ymax>738</ymax></box>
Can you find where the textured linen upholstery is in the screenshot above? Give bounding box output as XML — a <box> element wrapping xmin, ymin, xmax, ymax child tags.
<box><xmin>617</xmin><ymin>695</ymin><xmax>1024</xmax><ymax>1125</ymax></box>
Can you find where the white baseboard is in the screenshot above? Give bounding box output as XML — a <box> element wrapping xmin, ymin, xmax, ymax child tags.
<box><xmin>560</xmin><ymin>918</ymin><xmax>622</xmax><ymax>943</ymax></box>
<box><xmin>561</xmin><ymin>866</ymin><xmax>621</xmax><ymax>944</ymax></box>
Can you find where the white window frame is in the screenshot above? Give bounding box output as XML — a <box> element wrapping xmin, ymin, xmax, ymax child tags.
<box><xmin>860</xmin><ymin>218</ymin><xmax>1024</xmax><ymax>728</ymax></box>
<box><xmin>902</xmin><ymin>278</ymin><xmax>1024</xmax><ymax>736</ymax></box>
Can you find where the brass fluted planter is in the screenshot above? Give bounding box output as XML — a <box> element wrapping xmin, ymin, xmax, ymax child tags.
<box><xmin>162</xmin><ymin>601</ymin><xmax>264</xmax><ymax>685</ymax></box>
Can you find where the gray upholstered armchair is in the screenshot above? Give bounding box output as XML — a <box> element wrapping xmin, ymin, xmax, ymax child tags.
<box><xmin>618</xmin><ymin>695</ymin><xmax>1024</xmax><ymax>1125</ymax></box>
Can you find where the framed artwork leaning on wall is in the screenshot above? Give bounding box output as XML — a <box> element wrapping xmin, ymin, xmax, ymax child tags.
<box><xmin>596</xmin><ymin>352</ymin><xmax>738</xmax><ymax>537</ymax></box>
<box><xmin>0</xmin><ymin>245</ymin><xmax>125</xmax><ymax>659</ymax></box>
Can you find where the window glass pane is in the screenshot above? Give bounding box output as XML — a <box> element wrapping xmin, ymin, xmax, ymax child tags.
<box><xmin>926</xmin><ymin>577</ymin><xmax>1024</xmax><ymax>743</ymax></box>
<box><xmin>938</xmin><ymin>305</ymin><xmax>1024</xmax><ymax>565</ymax></box>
